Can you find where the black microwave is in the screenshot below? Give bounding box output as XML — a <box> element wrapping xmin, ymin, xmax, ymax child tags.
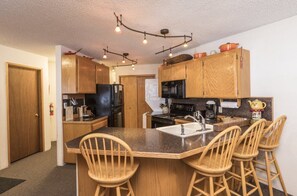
<box><xmin>161</xmin><ymin>80</ymin><xmax>186</xmax><ymax>99</ymax></box>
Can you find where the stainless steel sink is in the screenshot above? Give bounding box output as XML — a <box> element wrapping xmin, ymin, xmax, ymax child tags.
<box><xmin>156</xmin><ymin>122</ymin><xmax>213</xmax><ymax>138</ymax></box>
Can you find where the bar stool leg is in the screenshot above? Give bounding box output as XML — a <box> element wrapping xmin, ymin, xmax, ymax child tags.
<box><xmin>116</xmin><ymin>186</ymin><xmax>121</xmax><ymax>196</ymax></box>
<box><xmin>222</xmin><ymin>175</ymin><xmax>231</xmax><ymax>196</ymax></box>
<box><xmin>209</xmin><ymin>176</ymin><xmax>214</xmax><ymax>195</ymax></box>
<box><xmin>187</xmin><ymin>171</ymin><xmax>197</xmax><ymax>196</ymax></box>
<box><xmin>127</xmin><ymin>180</ymin><xmax>135</xmax><ymax>196</ymax></box>
<box><xmin>272</xmin><ymin>151</ymin><xmax>288</xmax><ymax>196</ymax></box>
<box><xmin>95</xmin><ymin>185</ymin><xmax>100</xmax><ymax>196</ymax></box>
<box><xmin>265</xmin><ymin>151</ymin><xmax>274</xmax><ymax>196</ymax></box>
<box><xmin>240</xmin><ymin>161</ymin><xmax>247</xmax><ymax>195</ymax></box>
<box><xmin>250</xmin><ymin>161</ymin><xmax>263</xmax><ymax>196</ymax></box>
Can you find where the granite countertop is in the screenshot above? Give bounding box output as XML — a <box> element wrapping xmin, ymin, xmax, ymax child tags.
<box><xmin>66</xmin><ymin>127</ymin><xmax>222</xmax><ymax>159</ymax></box>
<box><xmin>63</xmin><ymin>116</ymin><xmax>108</xmax><ymax>124</ymax></box>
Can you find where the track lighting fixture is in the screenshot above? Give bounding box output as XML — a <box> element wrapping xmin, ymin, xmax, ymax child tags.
<box><xmin>114</xmin><ymin>12</ymin><xmax>193</xmax><ymax>55</ymax></box>
<box><xmin>115</xmin><ymin>16</ymin><xmax>121</xmax><ymax>33</ymax></box>
<box><xmin>183</xmin><ymin>36</ymin><xmax>188</xmax><ymax>48</ymax></box>
<box><xmin>169</xmin><ymin>48</ymin><xmax>173</xmax><ymax>57</ymax></box>
<box><xmin>102</xmin><ymin>46</ymin><xmax>137</xmax><ymax>67</ymax></box>
<box><xmin>103</xmin><ymin>47</ymin><xmax>107</xmax><ymax>59</ymax></box>
<box><xmin>143</xmin><ymin>32</ymin><xmax>147</xmax><ymax>44</ymax></box>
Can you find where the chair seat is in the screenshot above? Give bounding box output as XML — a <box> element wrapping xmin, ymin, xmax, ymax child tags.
<box><xmin>232</xmin><ymin>144</ymin><xmax>259</xmax><ymax>160</ymax></box>
<box><xmin>183</xmin><ymin>155</ymin><xmax>232</xmax><ymax>176</ymax></box>
<box><xmin>88</xmin><ymin>161</ymin><xmax>139</xmax><ymax>187</ymax></box>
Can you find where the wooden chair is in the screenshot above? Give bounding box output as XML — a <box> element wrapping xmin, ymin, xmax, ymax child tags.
<box><xmin>254</xmin><ymin>115</ymin><xmax>288</xmax><ymax>196</ymax></box>
<box><xmin>227</xmin><ymin>119</ymin><xmax>266</xmax><ymax>196</ymax></box>
<box><xmin>183</xmin><ymin>126</ymin><xmax>241</xmax><ymax>196</ymax></box>
<box><xmin>79</xmin><ymin>133</ymin><xmax>139</xmax><ymax>196</ymax></box>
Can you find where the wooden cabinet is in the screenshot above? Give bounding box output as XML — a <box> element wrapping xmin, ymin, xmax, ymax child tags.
<box><xmin>62</xmin><ymin>55</ymin><xmax>96</xmax><ymax>94</ymax></box>
<box><xmin>63</xmin><ymin>117</ymin><xmax>108</xmax><ymax>164</ymax></box>
<box><xmin>95</xmin><ymin>63</ymin><xmax>110</xmax><ymax>84</ymax></box>
<box><xmin>120</xmin><ymin>75</ymin><xmax>155</xmax><ymax>128</ymax></box>
<box><xmin>203</xmin><ymin>49</ymin><xmax>250</xmax><ymax>98</ymax></box>
<box><xmin>186</xmin><ymin>60</ymin><xmax>203</xmax><ymax>97</ymax></box>
<box><xmin>159</xmin><ymin>62</ymin><xmax>186</xmax><ymax>82</ymax></box>
<box><xmin>159</xmin><ymin>48</ymin><xmax>250</xmax><ymax>99</ymax></box>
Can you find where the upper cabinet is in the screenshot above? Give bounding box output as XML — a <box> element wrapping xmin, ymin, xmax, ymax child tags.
<box><xmin>186</xmin><ymin>60</ymin><xmax>203</xmax><ymax>97</ymax></box>
<box><xmin>62</xmin><ymin>55</ymin><xmax>96</xmax><ymax>94</ymax></box>
<box><xmin>203</xmin><ymin>49</ymin><xmax>250</xmax><ymax>98</ymax></box>
<box><xmin>95</xmin><ymin>63</ymin><xmax>110</xmax><ymax>84</ymax></box>
<box><xmin>159</xmin><ymin>48</ymin><xmax>250</xmax><ymax>99</ymax></box>
<box><xmin>159</xmin><ymin>62</ymin><xmax>186</xmax><ymax>82</ymax></box>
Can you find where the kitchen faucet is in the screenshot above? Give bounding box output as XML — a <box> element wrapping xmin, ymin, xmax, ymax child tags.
<box><xmin>184</xmin><ymin>111</ymin><xmax>206</xmax><ymax>132</ymax></box>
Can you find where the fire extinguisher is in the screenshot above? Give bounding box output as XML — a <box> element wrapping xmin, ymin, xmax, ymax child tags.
<box><xmin>49</xmin><ymin>103</ymin><xmax>54</xmax><ymax>116</ymax></box>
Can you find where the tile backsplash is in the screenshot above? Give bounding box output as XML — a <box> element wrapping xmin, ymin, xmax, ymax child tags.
<box><xmin>172</xmin><ymin>97</ymin><xmax>273</xmax><ymax>121</ymax></box>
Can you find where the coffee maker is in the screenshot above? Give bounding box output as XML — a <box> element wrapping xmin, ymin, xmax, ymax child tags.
<box><xmin>205</xmin><ymin>100</ymin><xmax>217</xmax><ymax>123</ymax></box>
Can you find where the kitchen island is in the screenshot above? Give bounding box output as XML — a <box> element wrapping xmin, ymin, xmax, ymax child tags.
<box><xmin>66</xmin><ymin>127</ymin><xmax>222</xmax><ymax>196</ymax></box>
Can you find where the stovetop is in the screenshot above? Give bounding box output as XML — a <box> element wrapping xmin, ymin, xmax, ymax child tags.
<box><xmin>152</xmin><ymin>113</ymin><xmax>186</xmax><ymax>121</ymax></box>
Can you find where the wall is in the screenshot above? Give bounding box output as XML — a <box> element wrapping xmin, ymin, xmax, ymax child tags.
<box><xmin>178</xmin><ymin>15</ymin><xmax>297</xmax><ymax>195</ymax></box>
<box><xmin>0</xmin><ymin>44</ymin><xmax>50</xmax><ymax>170</ymax></box>
<box><xmin>111</xmin><ymin>64</ymin><xmax>159</xmax><ymax>84</ymax></box>
<box><xmin>48</xmin><ymin>61</ymin><xmax>57</xmax><ymax>141</ymax></box>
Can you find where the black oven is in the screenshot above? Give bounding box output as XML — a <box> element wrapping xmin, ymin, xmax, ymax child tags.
<box><xmin>161</xmin><ymin>80</ymin><xmax>185</xmax><ymax>99</ymax></box>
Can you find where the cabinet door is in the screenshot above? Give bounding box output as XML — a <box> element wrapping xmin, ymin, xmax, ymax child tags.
<box><xmin>171</xmin><ymin>63</ymin><xmax>186</xmax><ymax>80</ymax></box>
<box><xmin>186</xmin><ymin>60</ymin><xmax>203</xmax><ymax>97</ymax></box>
<box><xmin>161</xmin><ymin>65</ymin><xmax>171</xmax><ymax>81</ymax></box>
<box><xmin>102</xmin><ymin>65</ymin><xmax>110</xmax><ymax>84</ymax></box>
<box><xmin>62</xmin><ymin>55</ymin><xmax>77</xmax><ymax>94</ymax></box>
<box><xmin>203</xmin><ymin>52</ymin><xmax>238</xmax><ymax>98</ymax></box>
<box><xmin>77</xmin><ymin>57</ymin><xmax>96</xmax><ymax>93</ymax></box>
<box><xmin>96</xmin><ymin>63</ymin><xmax>110</xmax><ymax>84</ymax></box>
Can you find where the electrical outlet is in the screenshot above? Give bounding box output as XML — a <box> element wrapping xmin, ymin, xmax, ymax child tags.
<box><xmin>218</xmin><ymin>106</ymin><xmax>223</xmax><ymax>113</ymax></box>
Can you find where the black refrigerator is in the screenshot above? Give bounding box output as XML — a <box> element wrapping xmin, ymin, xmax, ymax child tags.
<box><xmin>85</xmin><ymin>84</ymin><xmax>124</xmax><ymax>127</ymax></box>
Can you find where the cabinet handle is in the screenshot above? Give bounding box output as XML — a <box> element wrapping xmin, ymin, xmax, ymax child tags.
<box><xmin>35</xmin><ymin>113</ymin><xmax>39</xmax><ymax>117</ymax></box>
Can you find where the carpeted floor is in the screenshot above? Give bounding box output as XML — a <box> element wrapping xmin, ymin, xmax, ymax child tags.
<box><xmin>0</xmin><ymin>142</ymin><xmax>76</xmax><ymax>196</ymax></box>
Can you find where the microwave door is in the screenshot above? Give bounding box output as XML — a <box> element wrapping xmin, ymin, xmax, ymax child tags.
<box><xmin>161</xmin><ymin>82</ymin><xmax>170</xmax><ymax>98</ymax></box>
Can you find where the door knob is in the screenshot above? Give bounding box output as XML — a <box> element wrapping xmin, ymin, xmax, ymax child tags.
<box><xmin>35</xmin><ymin>113</ymin><xmax>39</xmax><ymax>117</ymax></box>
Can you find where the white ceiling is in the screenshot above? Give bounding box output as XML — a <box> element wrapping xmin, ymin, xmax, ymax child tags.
<box><xmin>1</xmin><ymin>0</ymin><xmax>297</xmax><ymax>66</ymax></box>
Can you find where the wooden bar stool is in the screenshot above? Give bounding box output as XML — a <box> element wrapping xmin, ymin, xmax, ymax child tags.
<box><xmin>183</xmin><ymin>126</ymin><xmax>241</xmax><ymax>196</ymax></box>
<box><xmin>79</xmin><ymin>133</ymin><xmax>139</xmax><ymax>196</ymax></box>
<box><xmin>254</xmin><ymin>115</ymin><xmax>288</xmax><ymax>196</ymax></box>
<box><xmin>227</xmin><ymin>119</ymin><xmax>266</xmax><ymax>196</ymax></box>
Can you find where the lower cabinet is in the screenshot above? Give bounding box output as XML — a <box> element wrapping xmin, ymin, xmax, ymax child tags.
<box><xmin>63</xmin><ymin>117</ymin><xmax>108</xmax><ymax>164</ymax></box>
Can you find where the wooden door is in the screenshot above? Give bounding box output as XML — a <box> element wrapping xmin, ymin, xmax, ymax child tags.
<box><xmin>186</xmin><ymin>60</ymin><xmax>204</xmax><ymax>97</ymax></box>
<box><xmin>120</xmin><ymin>76</ymin><xmax>138</xmax><ymax>128</ymax></box>
<box><xmin>203</xmin><ymin>52</ymin><xmax>238</xmax><ymax>98</ymax></box>
<box><xmin>8</xmin><ymin>66</ymin><xmax>41</xmax><ymax>162</ymax></box>
<box><xmin>77</xmin><ymin>56</ymin><xmax>96</xmax><ymax>93</ymax></box>
<box><xmin>137</xmin><ymin>76</ymin><xmax>154</xmax><ymax>128</ymax></box>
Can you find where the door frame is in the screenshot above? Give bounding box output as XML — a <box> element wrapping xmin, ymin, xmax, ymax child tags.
<box><xmin>6</xmin><ymin>62</ymin><xmax>45</xmax><ymax>164</ymax></box>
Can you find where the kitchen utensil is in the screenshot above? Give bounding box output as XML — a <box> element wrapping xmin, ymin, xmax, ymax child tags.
<box><xmin>193</xmin><ymin>52</ymin><xmax>207</xmax><ymax>59</ymax></box>
<box><xmin>219</xmin><ymin>43</ymin><xmax>239</xmax><ymax>52</ymax></box>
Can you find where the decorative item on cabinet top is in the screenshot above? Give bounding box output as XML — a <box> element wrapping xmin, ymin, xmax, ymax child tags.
<box><xmin>164</xmin><ymin>54</ymin><xmax>193</xmax><ymax>65</ymax></box>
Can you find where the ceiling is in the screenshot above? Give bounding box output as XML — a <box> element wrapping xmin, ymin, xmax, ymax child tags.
<box><xmin>1</xmin><ymin>0</ymin><xmax>297</xmax><ymax>66</ymax></box>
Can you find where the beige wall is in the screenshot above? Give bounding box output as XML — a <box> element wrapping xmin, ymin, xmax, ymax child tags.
<box><xmin>0</xmin><ymin>44</ymin><xmax>50</xmax><ymax>170</ymax></box>
<box><xmin>48</xmin><ymin>61</ymin><xmax>57</xmax><ymax>141</ymax></box>
<box><xmin>111</xmin><ymin>64</ymin><xmax>159</xmax><ymax>83</ymax></box>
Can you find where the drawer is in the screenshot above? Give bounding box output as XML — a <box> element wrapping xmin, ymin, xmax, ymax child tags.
<box><xmin>92</xmin><ymin>120</ymin><xmax>107</xmax><ymax>131</ymax></box>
